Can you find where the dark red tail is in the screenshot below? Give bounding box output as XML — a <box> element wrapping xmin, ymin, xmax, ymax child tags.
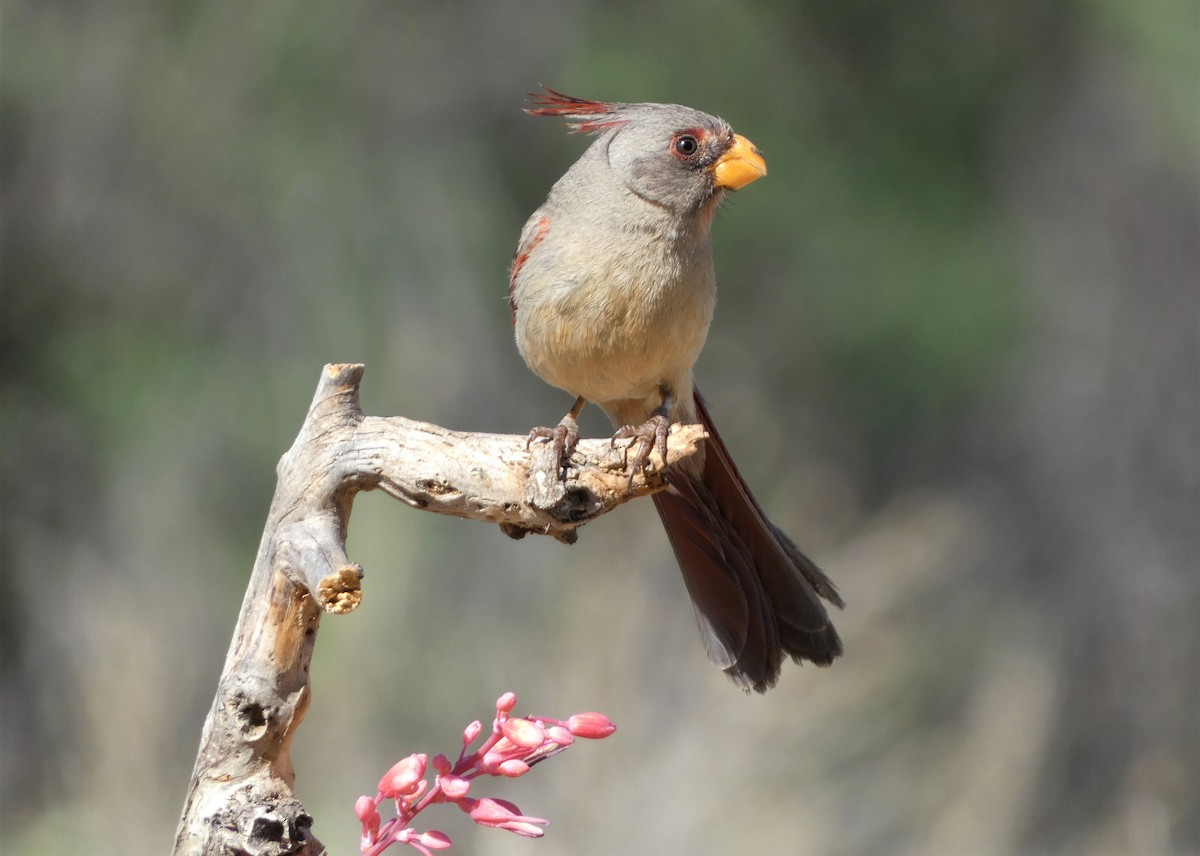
<box><xmin>652</xmin><ymin>390</ymin><xmax>843</xmax><ymax>692</ymax></box>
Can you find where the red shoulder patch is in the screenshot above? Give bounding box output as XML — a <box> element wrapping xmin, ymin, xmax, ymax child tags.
<box><xmin>508</xmin><ymin>216</ymin><xmax>550</xmax><ymax>323</ymax></box>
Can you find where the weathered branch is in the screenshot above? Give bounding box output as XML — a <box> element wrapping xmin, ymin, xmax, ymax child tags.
<box><xmin>174</xmin><ymin>363</ymin><xmax>705</xmax><ymax>855</ymax></box>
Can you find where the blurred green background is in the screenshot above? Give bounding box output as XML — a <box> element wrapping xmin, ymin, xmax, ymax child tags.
<box><xmin>2</xmin><ymin>1</ymin><xmax>1197</xmax><ymax>854</ymax></box>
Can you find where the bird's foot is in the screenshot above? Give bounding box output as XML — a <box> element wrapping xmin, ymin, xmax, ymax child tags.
<box><xmin>526</xmin><ymin>415</ymin><xmax>580</xmax><ymax>480</ymax></box>
<box><xmin>612</xmin><ymin>414</ymin><xmax>671</xmax><ymax>490</ymax></box>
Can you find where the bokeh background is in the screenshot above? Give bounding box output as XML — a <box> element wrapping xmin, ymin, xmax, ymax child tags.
<box><xmin>2</xmin><ymin>1</ymin><xmax>1197</xmax><ymax>854</ymax></box>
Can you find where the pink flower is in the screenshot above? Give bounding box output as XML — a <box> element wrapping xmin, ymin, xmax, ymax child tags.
<box><xmin>358</xmin><ymin>692</ymin><xmax>612</xmax><ymax>854</ymax></box>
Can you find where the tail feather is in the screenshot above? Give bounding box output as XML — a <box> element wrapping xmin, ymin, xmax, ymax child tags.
<box><xmin>653</xmin><ymin>478</ymin><xmax>780</xmax><ymax>684</ymax></box>
<box><xmin>653</xmin><ymin>389</ymin><xmax>843</xmax><ymax>692</ymax></box>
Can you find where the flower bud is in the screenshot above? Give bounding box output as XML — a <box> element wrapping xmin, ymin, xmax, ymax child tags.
<box><xmin>500</xmin><ymin>819</ymin><xmax>548</xmax><ymax>838</ymax></box>
<box><xmin>479</xmin><ymin>751</ymin><xmax>503</xmax><ymax>773</ymax></box>
<box><xmin>378</xmin><ymin>753</ymin><xmax>427</xmax><ymax>798</ymax></box>
<box><xmin>501</xmin><ymin>717</ymin><xmax>546</xmax><ymax>749</ymax></box>
<box><xmin>418</xmin><ymin>830</ymin><xmax>452</xmax><ymax>850</ymax></box>
<box><xmin>438</xmin><ymin>774</ymin><xmax>470</xmax><ymax>800</ymax></box>
<box><xmin>468</xmin><ymin>796</ymin><xmax>517</xmax><ymax>826</ymax></box>
<box><xmin>566</xmin><ymin>712</ymin><xmax>616</xmax><ymax>739</ymax></box>
<box><xmin>354</xmin><ymin>795</ymin><xmax>381</xmax><ymax>837</ymax></box>
<box><xmin>495</xmin><ymin>691</ymin><xmax>517</xmax><ymax>713</ymax></box>
<box><xmin>462</xmin><ymin>720</ymin><xmax>482</xmax><ymax>746</ymax></box>
<box><xmin>546</xmin><ymin>725</ymin><xmax>575</xmax><ymax>746</ymax></box>
<box><xmin>431</xmin><ymin>754</ymin><xmax>451</xmax><ymax>775</ymax></box>
<box><xmin>498</xmin><ymin>759</ymin><xmax>531</xmax><ymax>777</ymax></box>
<box><xmin>490</xmin><ymin>737</ymin><xmax>518</xmax><ymax>756</ymax></box>
<box><xmin>355</xmin><ymin>795</ymin><xmax>378</xmax><ymax>822</ymax></box>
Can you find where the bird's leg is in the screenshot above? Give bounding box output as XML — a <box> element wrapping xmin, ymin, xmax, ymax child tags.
<box><xmin>526</xmin><ymin>396</ymin><xmax>587</xmax><ymax>479</ymax></box>
<box><xmin>612</xmin><ymin>388</ymin><xmax>674</xmax><ymax>490</ymax></box>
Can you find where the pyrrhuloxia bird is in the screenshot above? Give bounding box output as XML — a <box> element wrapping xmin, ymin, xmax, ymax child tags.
<box><xmin>510</xmin><ymin>89</ymin><xmax>843</xmax><ymax>692</ymax></box>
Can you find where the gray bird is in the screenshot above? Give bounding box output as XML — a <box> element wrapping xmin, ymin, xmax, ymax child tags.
<box><xmin>510</xmin><ymin>89</ymin><xmax>843</xmax><ymax>692</ymax></box>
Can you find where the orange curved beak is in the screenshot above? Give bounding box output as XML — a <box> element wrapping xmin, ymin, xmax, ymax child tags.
<box><xmin>712</xmin><ymin>134</ymin><xmax>767</xmax><ymax>190</ymax></box>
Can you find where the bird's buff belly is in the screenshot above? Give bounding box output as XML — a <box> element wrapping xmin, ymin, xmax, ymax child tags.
<box><xmin>517</xmin><ymin>284</ymin><xmax>712</xmax><ymax>406</ymax></box>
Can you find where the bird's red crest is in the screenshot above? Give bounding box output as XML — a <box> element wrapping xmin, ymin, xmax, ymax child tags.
<box><xmin>524</xmin><ymin>87</ymin><xmax>629</xmax><ymax>134</ymax></box>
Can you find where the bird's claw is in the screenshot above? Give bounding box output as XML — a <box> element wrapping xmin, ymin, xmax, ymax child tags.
<box><xmin>526</xmin><ymin>415</ymin><xmax>580</xmax><ymax>480</ymax></box>
<box><xmin>612</xmin><ymin>414</ymin><xmax>671</xmax><ymax>490</ymax></box>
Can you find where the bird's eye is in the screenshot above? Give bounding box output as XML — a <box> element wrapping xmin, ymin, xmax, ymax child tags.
<box><xmin>671</xmin><ymin>134</ymin><xmax>700</xmax><ymax>159</ymax></box>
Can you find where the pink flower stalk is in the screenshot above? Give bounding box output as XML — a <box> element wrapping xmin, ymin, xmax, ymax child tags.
<box><xmin>356</xmin><ymin>692</ymin><xmax>615</xmax><ymax>855</ymax></box>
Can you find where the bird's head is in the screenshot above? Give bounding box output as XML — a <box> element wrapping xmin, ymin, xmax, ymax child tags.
<box><xmin>526</xmin><ymin>88</ymin><xmax>767</xmax><ymax>217</ymax></box>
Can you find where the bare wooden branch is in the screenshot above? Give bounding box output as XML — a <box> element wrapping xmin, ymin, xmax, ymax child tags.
<box><xmin>174</xmin><ymin>363</ymin><xmax>705</xmax><ymax>855</ymax></box>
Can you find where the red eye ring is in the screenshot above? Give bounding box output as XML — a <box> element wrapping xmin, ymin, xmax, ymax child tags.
<box><xmin>671</xmin><ymin>134</ymin><xmax>701</xmax><ymax>159</ymax></box>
